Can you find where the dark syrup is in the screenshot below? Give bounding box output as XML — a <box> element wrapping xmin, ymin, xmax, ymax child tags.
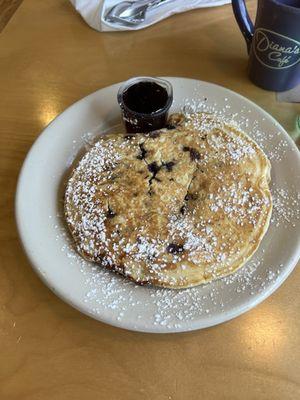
<box><xmin>120</xmin><ymin>81</ymin><xmax>171</xmax><ymax>133</ymax></box>
<box><xmin>123</xmin><ymin>82</ymin><xmax>168</xmax><ymax>114</ymax></box>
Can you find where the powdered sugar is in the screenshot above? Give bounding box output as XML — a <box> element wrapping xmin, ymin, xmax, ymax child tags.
<box><xmin>54</xmin><ymin>94</ymin><xmax>299</xmax><ymax>332</ymax></box>
<box><xmin>56</xmin><ymin>221</ymin><xmax>287</xmax><ymax>330</ymax></box>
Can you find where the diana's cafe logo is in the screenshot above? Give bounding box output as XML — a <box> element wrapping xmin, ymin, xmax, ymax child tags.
<box><xmin>253</xmin><ymin>28</ymin><xmax>300</xmax><ymax>69</ymax></box>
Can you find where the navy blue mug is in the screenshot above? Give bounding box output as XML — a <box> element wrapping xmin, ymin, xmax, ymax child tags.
<box><xmin>232</xmin><ymin>0</ymin><xmax>300</xmax><ymax>91</ymax></box>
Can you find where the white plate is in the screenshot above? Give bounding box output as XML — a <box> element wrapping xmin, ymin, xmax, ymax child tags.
<box><xmin>16</xmin><ymin>77</ymin><xmax>300</xmax><ymax>333</ymax></box>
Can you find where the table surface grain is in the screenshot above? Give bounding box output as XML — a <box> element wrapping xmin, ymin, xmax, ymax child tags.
<box><xmin>0</xmin><ymin>1</ymin><xmax>299</xmax><ymax>399</ymax></box>
<box><xmin>0</xmin><ymin>0</ymin><xmax>23</xmax><ymax>32</ymax></box>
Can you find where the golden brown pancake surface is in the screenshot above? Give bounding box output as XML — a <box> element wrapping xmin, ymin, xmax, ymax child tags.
<box><xmin>64</xmin><ymin>113</ymin><xmax>272</xmax><ymax>288</ymax></box>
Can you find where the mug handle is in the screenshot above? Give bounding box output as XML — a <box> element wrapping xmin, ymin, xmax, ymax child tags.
<box><xmin>231</xmin><ymin>0</ymin><xmax>255</xmax><ymax>54</ymax></box>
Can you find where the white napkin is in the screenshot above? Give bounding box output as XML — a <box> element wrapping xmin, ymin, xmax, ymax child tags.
<box><xmin>69</xmin><ymin>0</ymin><xmax>230</xmax><ymax>32</ymax></box>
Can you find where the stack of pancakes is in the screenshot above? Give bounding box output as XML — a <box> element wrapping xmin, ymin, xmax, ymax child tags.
<box><xmin>64</xmin><ymin>113</ymin><xmax>272</xmax><ymax>288</ymax></box>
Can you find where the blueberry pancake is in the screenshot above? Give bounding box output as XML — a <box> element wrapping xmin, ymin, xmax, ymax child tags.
<box><xmin>64</xmin><ymin>112</ymin><xmax>272</xmax><ymax>288</ymax></box>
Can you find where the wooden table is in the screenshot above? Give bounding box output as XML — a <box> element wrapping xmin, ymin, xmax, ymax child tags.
<box><xmin>0</xmin><ymin>1</ymin><xmax>299</xmax><ymax>398</ymax></box>
<box><xmin>0</xmin><ymin>0</ymin><xmax>23</xmax><ymax>32</ymax></box>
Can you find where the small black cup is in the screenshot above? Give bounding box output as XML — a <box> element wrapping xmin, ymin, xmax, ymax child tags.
<box><xmin>118</xmin><ymin>76</ymin><xmax>173</xmax><ymax>133</ymax></box>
